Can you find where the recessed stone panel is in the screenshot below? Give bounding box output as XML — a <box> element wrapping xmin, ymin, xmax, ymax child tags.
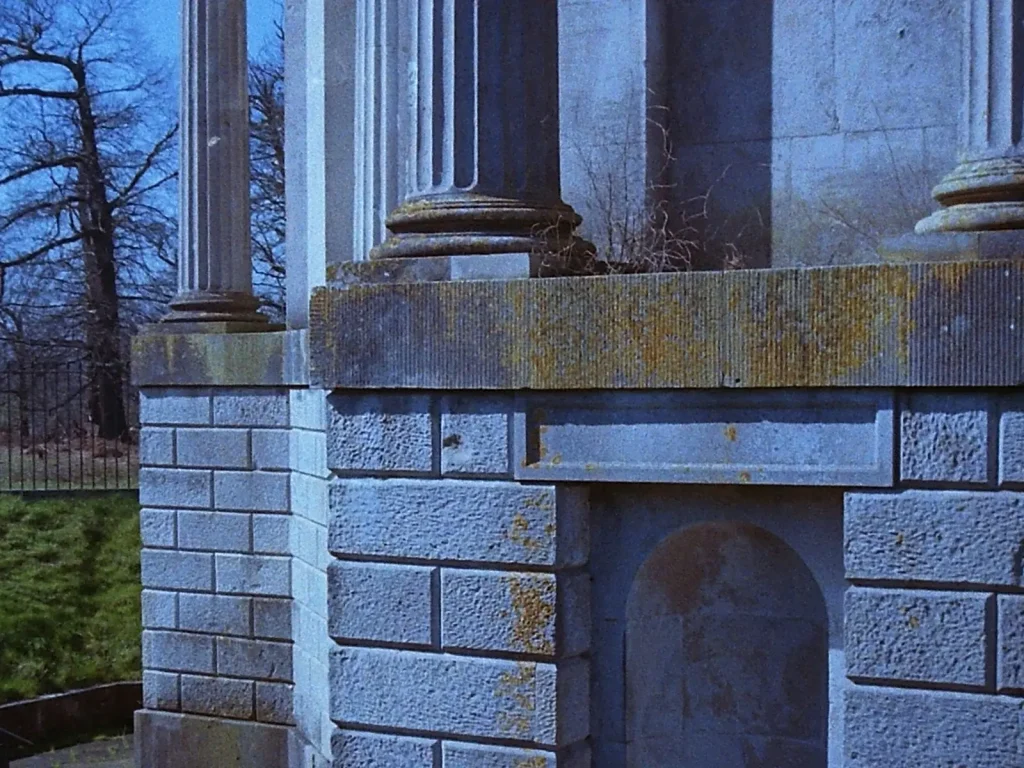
<box><xmin>513</xmin><ymin>390</ymin><xmax>894</xmax><ymax>485</ymax></box>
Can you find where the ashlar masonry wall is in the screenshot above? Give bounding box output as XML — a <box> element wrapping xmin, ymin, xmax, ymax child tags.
<box><xmin>136</xmin><ymin>385</ymin><xmax>301</xmax><ymax>765</ymax></box>
<box><xmin>842</xmin><ymin>393</ymin><xmax>1024</xmax><ymax>767</ymax></box>
<box><xmin>325</xmin><ymin>394</ymin><xmax>592</xmax><ymax>767</ymax></box>
<box><xmin>138</xmin><ymin>388</ymin><xmax>294</xmax><ymax>725</ymax></box>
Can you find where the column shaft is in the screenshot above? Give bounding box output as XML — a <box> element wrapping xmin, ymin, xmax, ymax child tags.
<box><xmin>165</xmin><ymin>0</ymin><xmax>266</xmax><ymax>324</ymax></box>
<box><xmin>371</xmin><ymin>0</ymin><xmax>590</xmax><ymax>260</ymax></box>
<box><xmin>917</xmin><ymin>0</ymin><xmax>1024</xmax><ymax>233</ymax></box>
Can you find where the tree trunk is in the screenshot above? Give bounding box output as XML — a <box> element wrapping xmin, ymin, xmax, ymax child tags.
<box><xmin>74</xmin><ymin>70</ymin><xmax>127</xmax><ymax>441</ymax></box>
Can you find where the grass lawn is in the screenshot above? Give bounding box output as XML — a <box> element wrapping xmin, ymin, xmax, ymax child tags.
<box><xmin>0</xmin><ymin>493</ymin><xmax>141</xmax><ymax>705</ymax></box>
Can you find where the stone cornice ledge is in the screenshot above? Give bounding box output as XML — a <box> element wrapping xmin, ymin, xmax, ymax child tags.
<box><xmin>309</xmin><ymin>260</ymin><xmax>1024</xmax><ymax>390</ymax></box>
<box><xmin>132</xmin><ymin>329</ymin><xmax>309</xmax><ymax>387</ymax></box>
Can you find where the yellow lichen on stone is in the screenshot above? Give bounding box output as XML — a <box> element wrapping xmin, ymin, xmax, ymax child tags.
<box><xmin>504</xmin><ymin>575</ymin><xmax>556</xmax><ymax>655</ymax></box>
<box><xmin>495</xmin><ymin>662</ymin><xmax>538</xmax><ymax>737</ymax></box>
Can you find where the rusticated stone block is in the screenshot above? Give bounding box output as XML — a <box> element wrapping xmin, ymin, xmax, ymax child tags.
<box><xmin>330</xmin><ymin>730</ymin><xmax>437</xmax><ymax>768</ymax></box>
<box><xmin>998</xmin><ymin>595</ymin><xmax>1024</xmax><ymax>693</ymax></box>
<box><xmin>441</xmin><ymin>569</ymin><xmax>590</xmax><ymax>657</ymax></box>
<box><xmin>329</xmin><ymin>648</ymin><xmax>589</xmax><ymax>746</ymax></box>
<box><xmin>845</xmin><ymin>588</ymin><xmax>993</xmax><ymax>688</ymax></box>
<box><xmin>442</xmin><ymin>742</ymin><xmax>591</xmax><ymax>767</ymax></box>
<box><xmin>328</xmin><ymin>479</ymin><xmax>589</xmax><ymax>567</ymax></box>
<box><xmin>440</xmin><ymin>396</ymin><xmax>512</xmax><ymax>477</ymax></box>
<box><xmin>845</xmin><ymin>490</ymin><xmax>1024</xmax><ymax>586</ymax></box>
<box><xmin>326</xmin><ymin>393</ymin><xmax>435</xmax><ymax>474</ymax></box>
<box><xmin>844</xmin><ymin>686</ymin><xmax>1023</xmax><ymax>767</ymax></box>
<box><xmin>327</xmin><ymin>561</ymin><xmax>435</xmax><ymax>647</ymax></box>
<box><xmin>900</xmin><ymin>393</ymin><xmax>991</xmax><ymax>485</ymax></box>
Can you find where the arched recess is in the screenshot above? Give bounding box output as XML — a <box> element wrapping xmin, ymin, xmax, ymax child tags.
<box><xmin>626</xmin><ymin>522</ymin><xmax>827</xmax><ymax>767</ymax></box>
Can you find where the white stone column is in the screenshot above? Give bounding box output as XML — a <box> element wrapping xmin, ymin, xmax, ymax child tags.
<box><xmin>372</xmin><ymin>0</ymin><xmax>590</xmax><ymax>261</ymax></box>
<box><xmin>165</xmin><ymin>0</ymin><xmax>267</xmax><ymax>325</ymax></box>
<box><xmin>917</xmin><ymin>0</ymin><xmax>1024</xmax><ymax>233</ymax></box>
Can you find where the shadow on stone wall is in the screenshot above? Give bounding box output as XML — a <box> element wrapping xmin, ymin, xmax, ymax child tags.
<box><xmin>658</xmin><ymin>0</ymin><xmax>774</xmax><ymax>269</ymax></box>
<box><xmin>625</xmin><ymin>522</ymin><xmax>828</xmax><ymax>767</ymax></box>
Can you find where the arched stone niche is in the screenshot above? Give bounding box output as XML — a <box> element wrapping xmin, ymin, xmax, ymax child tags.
<box><xmin>626</xmin><ymin>522</ymin><xmax>828</xmax><ymax>767</ymax></box>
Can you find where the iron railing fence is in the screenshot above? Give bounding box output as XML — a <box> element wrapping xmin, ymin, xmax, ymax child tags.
<box><xmin>0</xmin><ymin>362</ymin><xmax>138</xmax><ymax>491</ymax></box>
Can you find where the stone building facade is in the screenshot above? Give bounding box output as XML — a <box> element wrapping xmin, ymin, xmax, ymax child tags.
<box><xmin>132</xmin><ymin>0</ymin><xmax>1024</xmax><ymax>766</ymax></box>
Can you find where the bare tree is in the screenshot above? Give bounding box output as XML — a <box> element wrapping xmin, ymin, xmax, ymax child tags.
<box><xmin>0</xmin><ymin>0</ymin><xmax>177</xmax><ymax>438</ymax></box>
<box><xmin>248</xmin><ymin>21</ymin><xmax>285</xmax><ymax>318</ymax></box>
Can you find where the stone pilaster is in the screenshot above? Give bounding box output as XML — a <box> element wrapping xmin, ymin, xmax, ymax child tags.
<box><xmin>165</xmin><ymin>0</ymin><xmax>266</xmax><ymax>326</ymax></box>
<box><xmin>917</xmin><ymin>0</ymin><xmax>1024</xmax><ymax>233</ymax></box>
<box><xmin>371</xmin><ymin>0</ymin><xmax>591</xmax><ymax>262</ymax></box>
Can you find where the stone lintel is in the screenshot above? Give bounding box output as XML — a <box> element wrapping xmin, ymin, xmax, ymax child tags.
<box><xmin>309</xmin><ymin>260</ymin><xmax>1024</xmax><ymax>390</ymax></box>
<box><xmin>512</xmin><ymin>390</ymin><xmax>894</xmax><ymax>487</ymax></box>
<box><xmin>134</xmin><ymin>710</ymin><xmax>293</xmax><ymax>768</ymax></box>
<box><xmin>132</xmin><ymin>329</ymin><xmax>309</xmax><ymax>388</ymax></box>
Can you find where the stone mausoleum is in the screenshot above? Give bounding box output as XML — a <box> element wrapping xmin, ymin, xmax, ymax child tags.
<box><xmin>132</xmin><ymin>0</ymin><xmax>1024</xmax><ymax>765</ymax></box>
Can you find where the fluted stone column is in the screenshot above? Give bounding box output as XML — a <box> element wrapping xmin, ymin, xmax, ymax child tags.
<box><xmin>917</xmin><ymin>0</ymin><xmax>1024</xmax><ymax>233</ymax></box>
<box><xmin>164</xmin><ymin>0</ymin><xmax>267</xmax><ymax>326</ymax></box>
<box><xmin>371</xmin><ymin>0</ymin><xmax>591</xmax><ymax>262</ymax></box>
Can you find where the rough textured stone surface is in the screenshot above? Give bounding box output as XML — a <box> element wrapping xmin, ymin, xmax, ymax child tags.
<box><xmin>845</xmin><ymin>588</ymin><xmax>994</xmax><ymax>688</ymax></box>
<box><xmin>327</xmin><ymin>561</ymin><xmax>435</xmax><ymax>646</ymax></box>
<box><xmin>328</xmin><ymin>479</ymin><xmax>589</xmax><ymax>567</ymax></box>
<box><xmin>177</xmin><ymin>593</ymin><xmax>251</xmax><ymax>637</ymax></box>
<box><xmin>252</xmin><ymin>514</ymin><xmax>291</xmax><ymax>555</ymax></box>
<box><xmin>441</xmin><ymin>569</ymin><xmax>590</xmax><ymax>657</ymax></box>
<box><xmin>213</xmin><ymin>391</ymin><xmax>289</xmax><ymax>427</ymax></box>
<box><xmin>140</xmin><ymin>508</ymin><xmax>176</xmax><ymax>549</ymax></box>
<box><xmin>139</xmin><ymin>468</ymin><xmax>212</xmax><ymax>509</ymax></box>
<box><xmin>217</xmin><ymin>637</ymin><xmax>293</xmax><ymax>682</ymax></box>
<box><xmin>252</xmin><ymin>429</ymin><xmax>290</xmax><ymax>470</ymax></box>
<box><xmin>253</xmin><ymin>597</ymin><xmax>292</xmax><ymax>640</ymax></box>
<box><xmin>143</xmin><ymin>670</ymin><xmax>180</xmax><ymax>711</ymax></box>
<box><xmin>141</xmin><ymin>427</ymin><xmax>176</xmax><ymax>466</ymax></box>
<box><xmin>440</xmin><ymin>397</ymin><xmax>511</xmax><ymax>477</ymax></box>
<box><xmin>214</xmin><ymin>471</ymin><xmax>290</xmax><ymax>512</ymax></box>
<box><xmin>329</xmin><ymin>648</ymin><xmax>589</xmax><ymax>746</ymax></box>
<box><xmin>442</xmin><ymin>742</ymin><xmax>591</xmax><ymax>767</ymax></box>
<box><xmin>142</xmin><ymin>590</ymin><xmax>178</xmax><ymax>630</ymax></box>
<box><xmin>178</xmin><ymin>510</ymin><xmax>251</xmax><ymax>552</ymax></box>
<box><xmin>142</xmin><ymin>630</ymin><xmax>215</xmax><ymax>675</ymax></box>
<box><xmin>215</xmin><ymin>553</ymin><xmax>291</xmax><ymax>597</ymax></box>
<box><xmin>330</xmin><ymin>730</ymin><xmax>437</xmax><ymax>768</ymax></box>
<box><xmin>140</xmin><ymin>391</ymin><xmax>211</xmax><ymax>426</ymax></box>
<box><xmin>900</xmin><ymin>393</ymin><xmax>991</xmax><ymax>484</ymax></box>
<box><xmin>844</xmin><ymin>686</ymin><xmax>1024</xmax><ymax>767</ymax></box>
<box><xmin>134</xmin><ymin>710</ymin><xmax>291</xmax><ymax>768</ymax></box>
<box><xmin>255</xmin><ymin>681</ymin><xmax>294</xmax><ymax>725</ymax></box>
<box><xmin>176</xmin><ymin>428</ymin><xmax>251</xmax><ymax>469</ymax></box>
<box><xmin>326</xmin><ymin>394</ymin><xmax>434</xmax><ymax>474</ymax></box>
<box><xmin>179</xmin><ymin>675</ymin><xmax>254</xmax><ymax>719</ymax></box>
<box><xmin>142</xmin><ymin>550</ymin><xmax>213</xmax><ymax>592</ymax></box>
<box><xmin>999</xmin><ymin>402</ymin><xmax>1024</xmax><ymax>486</ymax></box>
<box><xmin>998</xmin><ymin>595</ymin><xmax>1024</xmax><ymax>693</ymax></box>
<box><xmin>845</xmin><ymin>490</ymin><xmax>1024</xmax><ymax>586</ymax></box>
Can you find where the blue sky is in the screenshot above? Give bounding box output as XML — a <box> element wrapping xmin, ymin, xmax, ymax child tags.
<box><xmin>139</xmin><ymin>0</ymin><xmax>282</xmax><ymax>69</ymax></box>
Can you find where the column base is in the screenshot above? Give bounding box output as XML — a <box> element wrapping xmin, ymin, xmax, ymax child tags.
<box><xmin>369</xmin><ymin>193</ymin><xmax>596</xmax><ymax>262</ymax></box>
<box><xmin>329</xmin><ymin>251</ymin><xmax>606</xmax><ymax>286</ymax></box>
<box><xmin>879</xmin><ymin>230</ymin><xmax>1024</xmax><ymax>262</ymax></box>
<box><xmin>917</xmin><ymin>157</ymin><xmax>1024</xmax><ymax>233</ymax></box>
<box><xmin>161</xmin><ymin>291</ymin><xmax>269</xmax><ymax>327</ymax></box>
<box><xmin>133</xmin><ymin>710</ymin><xmax>293</xmax><ymax>768</ymax></box>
